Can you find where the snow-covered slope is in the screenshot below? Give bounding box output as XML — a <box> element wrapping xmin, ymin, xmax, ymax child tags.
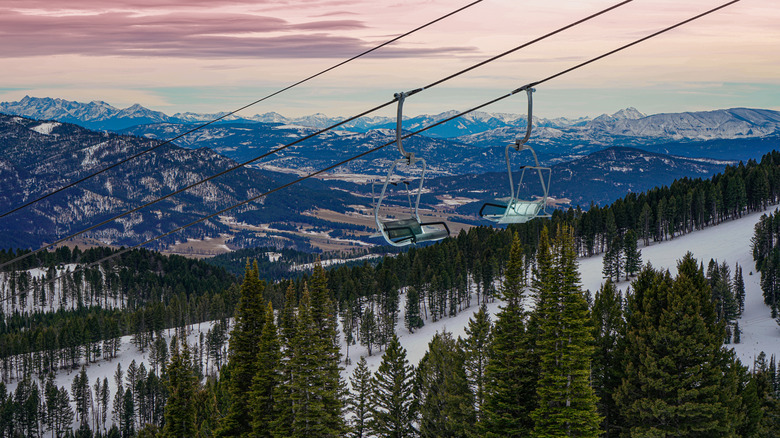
<box><xmin>345</xmin><ymin>208</ymin><xmax>779</xmax><ymax>378</ymax></box>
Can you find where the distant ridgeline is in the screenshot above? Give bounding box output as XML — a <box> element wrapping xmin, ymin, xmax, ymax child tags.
<box><xmin>0</xmin><ymin>247</ymin><xmax>238</xmax><ymax>383</ymax></box>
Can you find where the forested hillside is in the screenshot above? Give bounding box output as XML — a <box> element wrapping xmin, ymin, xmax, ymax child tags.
<box><xmin>0</xmin><ymin>247</ymin><xmax>237</xmax><ymax>384</ymax></box>
<box><xmin>2</xmin><ymin>151</ymin><xmax>780</xmax><ymax>436</ymax></box>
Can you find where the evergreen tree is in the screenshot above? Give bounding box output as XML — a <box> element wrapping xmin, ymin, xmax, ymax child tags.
<box><xmin>162</xmin><ymin>337</ymin><xmax>197</xmax><ymax>438</ymax></box>
<box><xmin>347</xmin><ymin>356</ymin><xmax>373</xmax><ymax>438</ymax></box>
<box><xmin>735</xmin><ymin>262</ymin><xmax>746</xmax><ymax>314</ymax></box>
<box><xmin>482</xmin><ymin>231</ymin><xmax>536</xmax><ymax>436</ymax></box>
<box><xmin>56</xmin><ymin>387</ymin><xmax>75</xmax><ymax>438</ymax></box>
<box><xmin>279</xmin><ymin>282</ymin><xmax>297</xmax><ymax>346</ymax></box>
<box><xmin>591</xmin><ymin>280</ymin><xmax>624</xmax><ymax>437</ymax></box>
<box><xmin>531</xmin><ymin>226</ymin><xmax>601</xmax><ymax>437</ymax></box>
<box><xmin>360</xmin><ymin>306</ymin><xmax>378</xmax><ymax>356</ymax></box>
<box><xmin>121</xmin><ymin>388</ymin><xmax>135</xmax><ymax>438</ymax></box>
<box><xmin>216</xmin><ymin>261</ymin><xmax>267</xmax><ymax>438</ymax></box>
<box><xmin>615</xmin><ymin>254</ymin><xmax>743</xmax><ymax>436</ymax></box>
<box><xmin>273</xmin><ymin>284</ymin><xmax>344</xmax><ymax>437</ymax></box>
<box><xmin>623</xmin><ymin>229</ymin><xmax>642</xmax><ymax>279</ymax></box>
<box><xmin>308</xmin><ymin>260</ymin><xmax>347</xmax><ymax>436</ymax></box>
<box><xmin>416</xmin><ymin>331</ymin><xmax>476</xmax><ymax>438</ymax></box>
<box><xmin>370</xmin><ymin>334</ymin><xmax>416</xmax><ymax>438</ymax></box>
<box><xmin>250</xmin><ymin>302</ymin><xmax>282</xmax><ymax>438</ymax></box>
<box><xmin>112</xmin><ymin>363</ymin><xmax>125</xmax><ymax>431</ymax></box>
<box><xmin>71</xmin><ymin>366</ymin><xmax>91</xmax><ymax>428</ymax></box>
<box><xmin>44</xmin><ymin>374</ymin><xmax>59</xmax><ymax>436</ymax></box>
<box><xmin>462</xmin><ymin>304</ymin><xmax>491</xmax><ymax>419</ymax></box>
<box><xmin>13</xmin><ymin>377</ymin><xmax>40</xmax><ymax>438</ymax></box>
<box><xmin>100</xmin><ymin>377</ymin><xmax>109</xmax><ymax>432</ymax></box>
<box><xmin>404</xmin><ymin>287</ymin><xmax>424</xmax><ymax>333</ymax></box>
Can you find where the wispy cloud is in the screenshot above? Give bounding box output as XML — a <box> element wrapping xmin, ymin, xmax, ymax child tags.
<box><xmin>0</xmin><ymin>0</ymin><xmax>472</xmax><ymax>59</ymax></box>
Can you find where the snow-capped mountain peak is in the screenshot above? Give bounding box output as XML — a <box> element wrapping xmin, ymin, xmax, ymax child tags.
<box><xmin>612</xmin><ymin>107</ymin><xmax>646</xmax><ymax>120</ymax></box>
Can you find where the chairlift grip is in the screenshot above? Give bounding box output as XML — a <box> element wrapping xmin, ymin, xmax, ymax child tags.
<box><xmin>507</xmin><ymin>88</ymin><xmax>535</xmax><ymax>200</ymax></box>
<box><xmin>394</xmin><ymin>91</ymin><xmax>415</xmax><ymax>164</ymax></box>
<box><xmin>512</xmin><ymin>88</ymin><xmax>535</xmax><ymax>151</ymax></box>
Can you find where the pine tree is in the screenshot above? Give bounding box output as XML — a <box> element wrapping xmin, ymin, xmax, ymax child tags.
<box><xmin>531</xmin><ymin>225</ymin><xmax>601</xmax><ymax>437</ymax></box>
<box><xmin>250</xmin><ymin>302</ymin><xmax>282</xmax><ymax>438</ymax></box>
<box><xmin>279</xmin><ymin>282</ymin><xmax>297</xmax><ymax>346</ymax></box>
<box><xmin>308</xmin><ymin>260</ymin><xmax>347</xmax><ymax>436</ymax></box>
<box><xmin>404</xmin><ymin>287</ymin><xmax>424</xmax><ymax>333</ymax></box>
<box><xmin>13</xmin><ymin>377</ymin><xmax>40</xmax><ymax>438</ymax></box>
<box><xmin>416</xmin><ymin>331</ymin><xmax>476</xmax><ymax>438</ymax></box>
<box><xmin>602</xmin><ymin>247</ymin><xmax>615</xmax><ymax>281</ymax></box>
<box><xmin>360</xmin><ymin>306</ymin><xmax>378</xmax><ymax>356</ymax></box>
<box><xmin>112</xmin><ymin>363</ymin><xmax>125</xmax><ymax>431</ymax></box>
<box><xmin>71</xmin><ymin>366</ymin><xmax>91</xmax><ymax>428</ymax></box>
<box><xmin>735</xmin><ymin>262</ymin><xmax>746</xmax><ymax>315</ymax></box>
<box><xmin>370</xmin><ymin>334</ymin><xmax>416</xmax><ymax>438</ymax></box>
<box><xmin>462</xmin><ymin>304</ymin><xmax>491</xmax><ymax>419</ymax></box>
<box><xmin>162</xmin><ymin>337</ymin><xmax>197</xmax><ymax>438</ymax></box>
<box><xmin>623</xmin><ymin>229</ymin><xmax>642</xmax><ymax>279</ymax></box>
<box><xmin>280</xmin><ymin>286</ymin><xmax>327</xmax><ymax>437</ymax></box>
<box><xmin>56</xmin><ymin>386</ymin><xmax>74</xmax><ymax>438</ymax></box>
<box><xmin>591</xmin><ymin>280</ymin><xmax>624</xmax><ymax>437</ymax></box>
<box><xmin>100</xmin><ymin>377</ymin><xmax>109</xmax><ymax>432</ymax></box>
<box><xmin>615</xmin><ymin>253</ymin><xmax>743</xmax><ymax>436</ymax></box>
<box><xmin>482</xmin><ymin>231</ymin><xmax>537</xmax><ymax>436</ymax></box>
<box><xmin>121</xmin><ymin>388</ymin><xmax>135</xmax><ymax>437</ymax></box>
<box><xmin>44</xmin><ymin>375</ymin><xmax>57</xmax><ymax>436</ymax></box>
<box><xmin>347</xmin><ymin>356</ymin><xmax>373</xmax><ymax>438</ymax></box>
<box><xmin>216</xmin><ymin>261</ymin><xmax>267</xmax><ymax>438</ymax></box>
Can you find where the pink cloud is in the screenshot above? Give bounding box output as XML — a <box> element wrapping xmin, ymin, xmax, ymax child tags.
<box><xmin>0</xmin><ymin>3</ymin><xmax>473</xmax><ymax>59</ymax></box>
<box><xmin>5</xmin><ymin>0</ymin><xmax>275</xmax><ymax>8</ymax></box>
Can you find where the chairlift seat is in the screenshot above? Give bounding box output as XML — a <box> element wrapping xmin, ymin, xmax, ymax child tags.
<box><xmin>480</xmin><ymin>199</ymin><xmax>546</xmax><ymax>224</ymax></box>
<box><xmin>382</xmin><ymin>217</ymin><xmax>450</xmax><ymax>245</ymax></box>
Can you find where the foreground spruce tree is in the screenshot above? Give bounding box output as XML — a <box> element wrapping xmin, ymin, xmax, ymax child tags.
<box><xmin>416</xmin><ymin>331</ymin><xmax>476</xmax><ymax>437</ymax></box>
<box><xmin>615</xmin><ymin>253</ymin><xmax>743</xmax><ymax>436</ymax></box>
<box><xmin>280</xmin><ymin>286</ymin><xmax>327</xmax><ymax>437</ymax></box>
<box><xmin>250</xmin><ymin>302</ymin><xmax>281</xmax><ymax>437</ymax></box>
<box><xmin>531</xmin><ymin>226</ymin><xmax>601</xmax><ymax>437</ymax></box>
<box><xmin>370</xmin><ymin>334</ymin><xmax>416</xmax><ymax>438</ymax></box>
<box><xmin>216</xmin><ymin>261</ymin><xmax>267</xmax><ymax>438</ymax></box>
<box><xmin>309</xmin><ymin>260</ymin><xmax>347</xmax><ymax>436</ymax></box>
<box><xmin>462</xmin><ymin>304</ymin><xmax>491</xmax><ymax>418</ymax></box>
<box><xmin>161</xmin><ymin>337</ymin><xmax>197</xmax><ymax>438</ymax></box>
<box><xmin>482</xmin><ymin>232</ymin><xmax>537</xmax><ymax>436</ymax></box>
<box><xmin>347</xmin><ymin>357</ymin><xmax>374</xmax><ymax>438</ymax></box>
<box><xmin>591</xmin><ymin>280</ymin><xmax>624</xmax><ymax>437</ymax></box>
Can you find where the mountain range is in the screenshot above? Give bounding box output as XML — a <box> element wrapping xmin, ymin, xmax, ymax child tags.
<box><xmin>2</xmin><ymin>96</ymin><xmax>779</xmax><ymax>252</ymax></box>
<box><xmin>3</xmin><ymin>96</ymin><xmax>779</xmax><ymax>143</ymax></box>
<box><xmin>0</xmin><ymin>112</ymin><xmax>740</xmax><ymax>252</ymax></box>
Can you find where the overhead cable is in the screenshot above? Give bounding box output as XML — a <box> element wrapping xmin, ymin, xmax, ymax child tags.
<box><xmin>6</xmin><ymin>0</ymin><xmax>743</xmax><ymax>297</ymax></box>
<box><xmin>0</xmin><ymin>0</ymin><xmax>636</xmax><ymax>271</ymax></box>
<box><xmin>0</xmin><ymin>0</ymin><xmax>486</xmax><ymax>220</ymax></box>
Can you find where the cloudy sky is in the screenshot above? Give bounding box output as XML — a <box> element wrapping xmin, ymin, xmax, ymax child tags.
<box><xmin>0</xmin><ymin>0</ymin><xmax>776</xmax><ymax>118</ymax></box>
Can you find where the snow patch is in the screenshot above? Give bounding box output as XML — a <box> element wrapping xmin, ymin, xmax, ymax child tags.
<box><xmin>31</xmin><ymin>122</ymin><xmax>61</xmax><ymax>135</ymax></box>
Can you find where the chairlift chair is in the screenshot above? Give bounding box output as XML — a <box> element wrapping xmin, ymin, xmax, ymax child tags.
<box><xmin>480</xmin><ymin>88</ymin><xmax>552</xmax><ymax>224</ymax></box>
<box><xmin>372</xmin><ymin>92</ymin><xmax>450</xmax><ymax>247</ymax></box>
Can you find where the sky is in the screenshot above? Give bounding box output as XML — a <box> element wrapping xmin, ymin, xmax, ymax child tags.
<box><xmin>0</xmin><ymin>0</ymin><xmax>777</xmax><ymax>119</ymax></box>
